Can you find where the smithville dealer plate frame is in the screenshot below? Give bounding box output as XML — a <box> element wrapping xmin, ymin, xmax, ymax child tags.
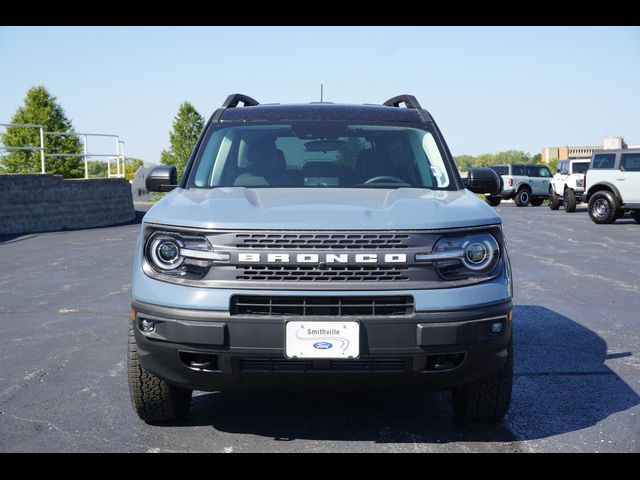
<box><xmin>285</xmin><ymin>320</ymin><xmax>360</xmax><ymax>359</ymax></box>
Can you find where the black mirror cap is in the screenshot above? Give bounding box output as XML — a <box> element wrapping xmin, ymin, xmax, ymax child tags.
<box><xmin>466</xmin><ymin>167</ymin><xmax>502</xmax><ymax>195</ymax></box>
<box><xmin>146</xmin><ymin>165</ymin><xmax>178</xmax><ymax>192</ymax></box>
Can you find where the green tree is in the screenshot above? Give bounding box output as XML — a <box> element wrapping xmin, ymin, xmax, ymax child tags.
<box><xmin>87</xmin><ymin>160</ymin><xmax>108</xmax><ymax>178</ymax></box>
<box><xmin>531</xmin><ymin>153</ymin><xmax>542</xmax><ymax>164</ymax></box>
<box><xmin>0</xmin><ymin>86</ymin><xmax>83</xmax><ymax>177</ymax></box>
<box><xmin>453</xmin><ymin>155</ymin><xmax>476</xmax><ymax>172</ymax></box>
<box><xmin>547</xmin><ymin>157</ymin><xmax>559</xmax><ymax>174</ymax></box>
<box><xmin>493</xmin><ymin>150</ymin><xmax>531</xmax><ymax>165</ymax></box>
<box><xmin>160</xmin><ymin>102</ymin><xmax>204</xmax><ymax>180</ymax></box>
<box><xmin>124</xmin><ymin>157</ymin><xmax>145</xmax><ymax>181</ymax></box>
<box><xmin>475</xmin><ymin>153</ymin><xmax>497</xmax><ymax>166</ymax></box>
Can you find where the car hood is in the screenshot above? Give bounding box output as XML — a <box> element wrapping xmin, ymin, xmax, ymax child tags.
<box><xmin>143</xmin><ymin>187</ymin><xmax>501</xmax><ymax>230</ymax></box>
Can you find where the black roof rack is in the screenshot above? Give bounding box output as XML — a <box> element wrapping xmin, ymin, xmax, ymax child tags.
<box><xmin>212</xmin><ymin>93</ymin><xmax>260</xmax><ymax>122</ymax></box>
<box><xmin>383</xmin><ymin>94</ymin><xmax>422</xmax><ymax>110</ymax></box>
<box><xmin>382</xmin><ymin>94</ymin><xmax>431</xmax><ymax>122</ymax></box>
<box><xmin>221</xmin><ymin>93</ymin><xmax>260</xmax><ymax>108</ymax></box>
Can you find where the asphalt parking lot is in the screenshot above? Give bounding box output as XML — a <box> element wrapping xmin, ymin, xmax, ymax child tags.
<box><xmin>0</xmin><ymin>203</ymin><xmax>638</xmax><ymax>452</ymax></box>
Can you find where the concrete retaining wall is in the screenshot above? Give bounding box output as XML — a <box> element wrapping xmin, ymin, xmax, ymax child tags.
<box><xmin>0</xmin><ymin>174</ymin><xmax>135</xmax><ymax>235</ymax></box>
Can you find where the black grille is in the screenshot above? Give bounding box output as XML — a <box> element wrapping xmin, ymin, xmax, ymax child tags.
<box><xmin>236</xmin><ymin>265</ymin><xmax>410</xmax><ymax>282</ymax></box>
<box><xmin>230</xmin><ymin>295</ymin><xmax>414</xmax><ymax>316</ymax></box>
<box><xmin>239</xmin><ymin>357</ymin><xmax>407</xmax><ymax>373</ymax></box>
<box><xmin>235</xmin><ymin>232</ymin><xmax>410</xmax><ymax>249</ymax></box>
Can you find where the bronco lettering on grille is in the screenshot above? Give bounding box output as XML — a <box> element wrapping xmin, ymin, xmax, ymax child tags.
<box><xmin>237</xmin><ymin>253</ymin><xmax>407</xmax><ymax>264</ymax></box>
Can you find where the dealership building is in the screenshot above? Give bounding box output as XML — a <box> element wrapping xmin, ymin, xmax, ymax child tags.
<box><xmin>541</xmin><ymin>136</ymin><xmax>640</xmax><ymax>163</ymax></box>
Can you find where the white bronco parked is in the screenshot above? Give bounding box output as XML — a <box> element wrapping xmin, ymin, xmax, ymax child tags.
<box><xmin>584</xmin><ymin>149</ymin><xmax>640</xmax><ymax>224</ymax></box>
<box><xmin>549</xmin><ymin>159</ymin><xmax>590</xmax><ymax>212</ymax></box>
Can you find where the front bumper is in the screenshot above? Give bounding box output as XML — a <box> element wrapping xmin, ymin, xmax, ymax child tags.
<box><xmin>132</xmin><ymin>298</ymin><xmax>512</xmax><ymax>392</ymax></box>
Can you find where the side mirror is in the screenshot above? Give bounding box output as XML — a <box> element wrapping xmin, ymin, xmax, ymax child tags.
<box><xmin>465</xmin><ymin>167</ymin><xmax>501</xmax><ymax>195</ymax></box>
<box><xmin>146</xmin><ymin>165</ymin><xmax>178</xmax><ymax>192</ymax></box>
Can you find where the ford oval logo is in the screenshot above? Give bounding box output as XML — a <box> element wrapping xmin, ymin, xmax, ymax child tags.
<box><xmin>313</xmin><ymin>342</ymin><xmax>333</xmax><ymax>350</ymax></box>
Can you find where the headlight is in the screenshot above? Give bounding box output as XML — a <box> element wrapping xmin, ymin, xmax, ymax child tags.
<box><xmin>144</xmin><ymin>231</ymin><xmax>229</xmax><ymax>279</ymax></box>
<box><xmin>415</xmin><ymin>233</ymin><xmax>500</xmax><ymax>280</ymax></box>
<box><xmin>149</xmin><ymin>235</ymin><xmax>184</xmax><ymax>270</ymax></box>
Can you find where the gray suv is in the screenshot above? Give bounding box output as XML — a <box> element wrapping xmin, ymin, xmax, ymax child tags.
<box><xmin>485</xmin><ymin>164</ymin><xmax>552</xmax><ymax>207</ymax></box>
<box><xmin>129</xmin><ymin>94</ymin><xmax>513</xmax><ymax>424</ymax></box>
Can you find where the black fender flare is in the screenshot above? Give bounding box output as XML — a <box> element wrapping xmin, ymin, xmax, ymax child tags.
<box><xmin>586</xmin><ymin>182</ymin><xmax>621</xmax><ymax>202</ymax></box>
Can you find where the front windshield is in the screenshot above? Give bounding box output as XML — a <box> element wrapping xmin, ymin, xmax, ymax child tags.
<box><xmin>188</xmin><ymin>123</ymin><xmax>453</xmax><ymax>189</ymax></box>
<box><xmin>572</xmin><ymin>162</ymin><xmax>589</xmax><ymax>174</ymax></box>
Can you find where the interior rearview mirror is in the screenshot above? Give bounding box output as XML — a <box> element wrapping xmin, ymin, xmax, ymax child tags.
<box><xmin>146</xmin><ymin>165</ymin><xmax>178</xmax><ymax>192</ymax></box>
<box><xmin>465</xmin><ymin>167</ymin><xmax>501</xmax><ymax>195</ymax></box>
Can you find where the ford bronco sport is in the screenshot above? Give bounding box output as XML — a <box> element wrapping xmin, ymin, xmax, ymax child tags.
<box><xmin>485</xmin><ymin>164</ymin><xmax>552</xmax><ymax>207</ymax></box>
<box><xmin>584</xmin><ymin>149</ymin><xmax>640</xmax><ymax>224</ymax></box>
<box><xmin>129</xmin><ymin>94</ymin><xmax>513</xmax><ymax>424</ymax></box>
<box><xmin>549</xmin><ymin>159</ymin><xmax>589</xmax><ymax>212</ymax></box>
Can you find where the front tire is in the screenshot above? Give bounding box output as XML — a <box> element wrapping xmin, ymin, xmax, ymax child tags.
<box><xmin>588</xmin><ymin>191</ymin><xmax>620</xmax><ymax>224</ymax></box>
<box><xmin>128</xmin><ymin>325</ymin><xmax>192</xmax><ymax>424</ymax></box>
<box><xmin>452</xmin><ymin>337</ymin><xmax>513</xmax><ymax>423</ymax></box>
<box><xmin>549</xmin><ymin>188</ymin><xmax>561</xmax><ymax>210</ymax></box>
<box><xmin>514</xmin><ymin>189</ymin><xmax>530</xmax><ymax>207</ymax></box>
<box><xmin>486</xmin><ymin>196</ymin><xmax>502</xmax><ymax>207</ymax></box>
<box><xmin>564</xmin><ymin>189</ymin><xmax>577</xmax><ymax>213</ymax></box>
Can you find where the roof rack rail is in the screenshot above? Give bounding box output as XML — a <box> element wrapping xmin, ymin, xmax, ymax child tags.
<box><xmin>383</xmin><ymin>94</ymin><xmax>422</xmax><ymax>110</ymax></box>
<box><xmin>211</xmin><ymin>93</ymin><xmax>260</xmax><ymax>122</ymax></box>
<box><xmin>221</xmin><ymin>93</ymin><xmax>260</xmax><ymax>108</ymax></box>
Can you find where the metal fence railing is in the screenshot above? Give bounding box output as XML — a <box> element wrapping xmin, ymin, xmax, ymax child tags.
<box><xmin>0</xmin><ymin>123</ymin><xmax>126</xmax><ymax>179</ymax></box>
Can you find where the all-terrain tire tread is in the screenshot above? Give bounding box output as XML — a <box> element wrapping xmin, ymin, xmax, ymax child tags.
<box><xmin>127</xmin><ymin>325</ymin><xmax>192</xmax><ymax>424</ymax></box>
<box><xmin>452</xmin><ymin>338</ymin><xmax>513</xmax><ymax>423</ymax></box>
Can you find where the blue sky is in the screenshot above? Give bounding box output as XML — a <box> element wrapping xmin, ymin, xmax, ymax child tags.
<box><xmin>1</xmin><ymin>26</ymin><xmax>639</xmax><ymax>162</ymax></box>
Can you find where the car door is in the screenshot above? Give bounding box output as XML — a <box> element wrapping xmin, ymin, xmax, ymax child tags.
<box><xmin>587</xmin><ymin>152</ymin><xmax>619</xmax><ymax>195</ymax></box>
<box><xmin>525</xmin><ymin>165</ymin><xmax>545</xmax><ymax>195</ymax></box>
<box><xmin>552</xmin><ymin>161</ymin><xmax>569</xmax><ymax>194</ymax></box>
<box><xmin>511</xmin><ymin>164</ymin><xmax>526</xmax><ymax>192</ymax></box>
<box><xmin>525</xmin><ymin>166</ymin><xmax>539</xmax><ymax>194</ymax></box>
<box><xmin>537</xmin><ymin>165</ymin><xmax>553</xmax><ymax>195</ymax></box>
<box><xmin>618</xmin><ymin>152</ymin><xmax>640</xmax><ymax>203</ymax></box>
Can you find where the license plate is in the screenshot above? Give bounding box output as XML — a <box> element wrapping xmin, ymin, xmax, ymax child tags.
<box><xmin>285</xmin><ymin>321</ymin><xmax>359</xmax><ymax>359</ymax></box>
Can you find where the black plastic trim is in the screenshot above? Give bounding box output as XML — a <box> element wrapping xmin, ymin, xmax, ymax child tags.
<box><xmin>383</xmin><ymin>94</ymin><xmax>422</xmax><ymax>109</ymax></box>
<box><xmin>585</xmin><ymin>181</ymin><xmax>622</xmax><ymax>202</ymax></box>
<box><xmin>132</xmin><ymin>298</ymin><xmax>512</xmax><ymax>322</ymax></box>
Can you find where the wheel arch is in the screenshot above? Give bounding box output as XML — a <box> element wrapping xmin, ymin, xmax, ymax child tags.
<box><xmin>586</xmin><ymin>182</ymin><xmax>621</xmax><ymax>202</ymax></box>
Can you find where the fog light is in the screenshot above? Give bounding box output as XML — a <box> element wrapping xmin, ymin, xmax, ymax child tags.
<box><xmin>141</xmin><ymin>319</ymin><xmax>156</xmax><ymax>333</ymax></box>
<box><xmin>490</xmin><ymin>322</ymin><xmax>504</xmax><ymax>333</ymax></box>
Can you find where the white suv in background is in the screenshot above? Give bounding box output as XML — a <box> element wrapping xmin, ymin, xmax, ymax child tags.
<box><xmin>584</xmin><ymin>149</ymin><xmax>640</xmax><ymax>224</ymax></box>
<box><xmin>549</xmin><ymin>159</ymin><xmax>589</xmax><ymax>212</ymax></box>
<box><xmin>485</xmin><ymin>164</ymin><xmax>552</xmax><ymax>207</ymax></box>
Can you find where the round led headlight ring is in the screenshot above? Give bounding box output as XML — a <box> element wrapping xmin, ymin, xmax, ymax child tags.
<box><xmin>462</xmin><ymin>236</ymin><xmax>498</xmax><ymax>272</ymax></box>
<box><xmin>465</xmin><ymin>242</ymin><xmax>488</xmax><ymax>265</ymax></box>
<box><xmin>148</xmin><ymin>235</ymin><xmax>184</xmax><ymax>270</ymax></box>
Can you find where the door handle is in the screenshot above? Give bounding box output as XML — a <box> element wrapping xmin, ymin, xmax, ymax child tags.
<box><xmin>616</xmin><ymin>178</ymin><xmax>625</xmax><ymax>181</ymax></box>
